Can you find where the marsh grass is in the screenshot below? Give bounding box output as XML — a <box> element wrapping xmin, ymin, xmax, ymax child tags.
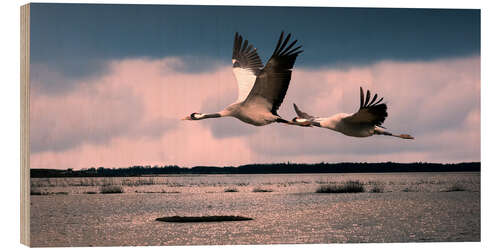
<box><xmin>100</xmin><ymin>185</ymin><xmax>124</xmax><ymax>194</ymax></box>
<box><xmin>370</xmin><ymin>183</ymin><xmax>385</xmax><ymax>193</ymax></box>
<box><xmin>252</xmin><ymin>187</ymin><xmax>273</xmax><ymax>192</ymax></box>
<box><xmin>30</xmin><ymin>186</ymin><xmax>69</xmax><ymax>195</ymax></box>
<box><xmin>156</xmin><ymin>215</ymin><xmax>253</xmax><ymax>223</ymax></box>
<box><xmin>402</xmin><ymin>186</ymin><xmax>421</xmax><ymax>192</ymax></box>
<box><xmin>31</xmin><ymin>188</ymin><xmax>68</xmax><ymax>195</ymax></box>
<box><xmin>30</xmin><ymin>188</ymin><xmax>46</xmax><ymax>195</ymax></box>
<box><xmin>443</xmin><ymin>183</ymin><xmax>467</xmax><ymax>192</ymax></box>
<box><xmin>31</xmin><ymin>177</ymin><xmax>190</xmax><ymax>188</ymax></box>
<box><xmin>135</xmin><ymin>190</ymin><xmax>180</xmax><ymax>194</ymax></box>
<box><xmin>316</xmin><ymin>181</ymin><xmax>365</xmax><ymax>193</ymax></box>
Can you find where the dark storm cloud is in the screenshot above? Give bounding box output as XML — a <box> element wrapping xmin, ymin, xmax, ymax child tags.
<box><xmin>30</xmin><ymin>4</ymin><xmax>479</xmax><ymax>79</ymax></box>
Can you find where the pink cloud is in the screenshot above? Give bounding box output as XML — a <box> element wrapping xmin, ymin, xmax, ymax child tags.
<box><xmin>30</xmin><ymin>124</ymin><xmax>254</xmax><ymax>169</ymax></box>
<box><xmin>30</xmin><ymin>56</ymin><xmax>480</xmax><ymax>169</ymax></box>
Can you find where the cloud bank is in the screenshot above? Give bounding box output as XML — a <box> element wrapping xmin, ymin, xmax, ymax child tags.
<box><xmin>30</xmin><ymin>56</ymin><xmax>480</xmax><ymax>169</ymax></box>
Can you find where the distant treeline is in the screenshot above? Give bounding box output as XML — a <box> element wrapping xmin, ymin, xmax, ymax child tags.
<box><xmin>30</xmin><ymin>162</ymin><xmax>480</xmax><ymax>178</ymax></box>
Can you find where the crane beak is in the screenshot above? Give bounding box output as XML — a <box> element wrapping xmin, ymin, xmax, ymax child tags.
<box><xmin>181</xmin><ymin>116</ymin><xmax>192</xmax><ymax>120</ymax></box>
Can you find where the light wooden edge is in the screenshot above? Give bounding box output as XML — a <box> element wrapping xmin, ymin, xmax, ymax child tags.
<box><xmin>20</xmin><ymin>3</ymin><xmax>30</xmax><ymax>246</ymax></box>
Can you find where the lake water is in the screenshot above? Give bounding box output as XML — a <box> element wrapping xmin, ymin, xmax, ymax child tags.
<box><xmin>30</xmin><ymin>172</ymin><xmax>480</xmax><ymax>246</ymax></box>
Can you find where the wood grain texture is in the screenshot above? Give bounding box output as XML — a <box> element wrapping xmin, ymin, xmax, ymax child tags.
<box><xmin>20</xmin><ymin>3</ymin><xmax>30</xmax><ymax>246</ymax></box>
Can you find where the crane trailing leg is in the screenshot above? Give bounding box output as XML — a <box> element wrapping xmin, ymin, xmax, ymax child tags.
<box><xmin>374</xmin><ymin>127</ymin><xmax>414</xmax><ymax>139</ymax></box>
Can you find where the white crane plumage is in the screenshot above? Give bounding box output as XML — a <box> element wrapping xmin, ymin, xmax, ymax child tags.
<box><xmin>182</xmin><ymin>31</ymin><xmax>304</xmax><ymax>126</ymax></box>
<box><xmin>292</xmin><ymin>87</ymin><xmax>414</xmax><ymax>139</ymax></box>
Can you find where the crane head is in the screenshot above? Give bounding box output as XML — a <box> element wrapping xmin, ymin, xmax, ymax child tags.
<box><xmin>182</xmin><ymin>112</ymin><xmax>203</xmax><ymax>120</ymax></box>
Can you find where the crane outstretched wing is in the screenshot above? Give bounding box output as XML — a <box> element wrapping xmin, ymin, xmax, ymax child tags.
<box><xmin>232</xmin><ymin>32</ymin><xmax>264</xmax><ymax>103</ymax></box>
<box><xmin>342</xmin><ymin>87</ymin><xmax>388</xmax><ymax>126</ymax></box>
<box><xmin>244</xmin><ymin>32</ymin><xmax>303</xmax><ymax>115</ymax></box>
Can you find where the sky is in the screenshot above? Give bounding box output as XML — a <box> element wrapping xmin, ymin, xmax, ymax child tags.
<box><xmin>29</xmin><ymin>3</ymin><xmax>480</xmax><ymax>169</ymax></box>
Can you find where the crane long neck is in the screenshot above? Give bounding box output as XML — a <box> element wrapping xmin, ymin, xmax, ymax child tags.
<box><xmin>200</xmin><ymin>113</ymin><xmax>222</xmax><ymax>119</ymax></box>
<box><xmin>194</xmin><ymin>108</ymin><xmax>232</xmax><ymax>120</ymax></box>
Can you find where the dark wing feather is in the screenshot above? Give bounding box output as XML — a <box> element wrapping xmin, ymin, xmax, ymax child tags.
<box><xmin>343</xmin><ymin>87</ymin><xmax>388</xmax><ymax>126</ymax></box>
<box><xmin>364</xmin><ymin>90</ymin><xmax>371</xmax><ymax>107</ymax></box>
<box><xmin>368</xmin><ymin>93</ymin><xmax>378</xmax><ymax>106</ymax></box>
<box><xmin>244</xmin><ymin>31</ymin><xmax>303</xmax><ymax>115</ymax></box>
<box><xmin>293</xmin><ymin>103</ymin><xmax>315</xmax><ymax>119</ymax></box>
<box><xmin>232</xmin><ymin>32</ymin><xmax>263</xmax><ymax>74</ymax></box>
